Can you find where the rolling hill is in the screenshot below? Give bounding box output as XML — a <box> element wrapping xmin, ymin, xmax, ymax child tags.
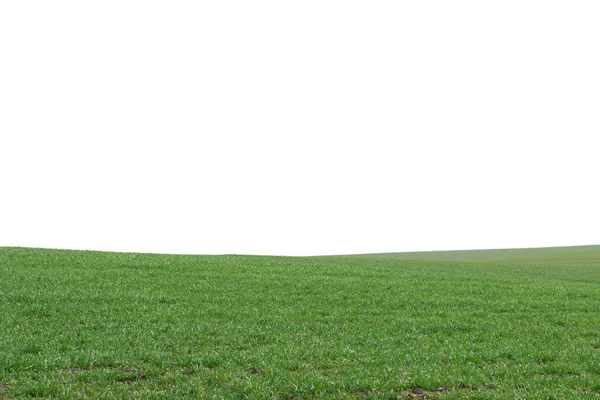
<box><xmin>341</xmin><ymin>244</ymin><xmax>600</xmax><ymax>264</ymax></box>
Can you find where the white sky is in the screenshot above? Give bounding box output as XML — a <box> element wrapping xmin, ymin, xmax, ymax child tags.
<box><xmin>1</xmin><ymin>1</ymin><xmax>599</xmax><ymax>256</ymax></box>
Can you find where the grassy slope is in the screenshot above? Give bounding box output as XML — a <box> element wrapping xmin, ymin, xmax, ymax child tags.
<box><xmin>1</xmin><ymin>247</ymin><xmax>600</xmax><ymax>399</ymax></box>
<box><xmin>344</xmin><ymin>244</ymin><xmax>600</xmax><ymax>264</ymax></box>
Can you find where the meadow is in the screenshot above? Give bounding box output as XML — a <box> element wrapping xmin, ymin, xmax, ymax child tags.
<box><xmin>1</xmin><ymin>246</ymin><xmax>600</xmax><ymax>399</ymax></box>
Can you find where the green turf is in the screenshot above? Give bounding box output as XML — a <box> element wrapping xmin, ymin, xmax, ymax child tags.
<box><xmin>1</xmin><ymin>247</ymin><xmax>600</xmax><ymax>399</ymax></box>
<box><xmin>343</xmin><ymin>244</ymin><xmax>600</xmax><ymax>264</ymax></box>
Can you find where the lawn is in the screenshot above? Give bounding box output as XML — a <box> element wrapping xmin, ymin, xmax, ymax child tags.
<box><xmin>1</xmin><ymin>246</ymin><xmax>600</xmax><ymax>398</ymax></box>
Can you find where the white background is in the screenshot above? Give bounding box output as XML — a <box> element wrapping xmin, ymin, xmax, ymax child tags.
<box><xmin>1</xmin><ymin>1</ymin><xmax>598</xmax><ymax>256</ymax></box>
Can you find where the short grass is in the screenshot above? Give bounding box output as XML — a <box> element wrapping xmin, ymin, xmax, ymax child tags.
<box><xmin>1</xmin><ymin>247</ymin><xmax>600</xmax><ymax>399</ymax></box>
<box><xmin>344</xmin><ymin>244</ymin><xmax>600</xmax><ymax>264</ymax></box>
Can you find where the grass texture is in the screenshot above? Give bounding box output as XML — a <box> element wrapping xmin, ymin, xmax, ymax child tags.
<box><xmin>1</xmin><ymin>246</ymin><xmax>600</xmax><ymax>399</ymax></box>
<box><xmin>342</xmin><ymin>244</ymin><xmax>600</xmax><ymax>264</ymax></box>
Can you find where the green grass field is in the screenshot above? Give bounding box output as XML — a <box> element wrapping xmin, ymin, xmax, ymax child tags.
<box><xmin>1</xmin><ymin>246</ymin><xmax>600</xmax><ymax>399</ymax></box>
<box><xmin>341</xmin><ymin>244</ymin><xmax>600</xmax><ymax>264</ymax></box>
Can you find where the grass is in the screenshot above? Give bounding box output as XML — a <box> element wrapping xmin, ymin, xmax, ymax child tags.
<box><xmin>1</xmin><ymin>246</ymin><xmax>600</xmax><ymax>398</ymax></box>
<box><xmin>342</xmin><ymin>244</ymin><xmax>600</xmax><ymax>264</ymax></box>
